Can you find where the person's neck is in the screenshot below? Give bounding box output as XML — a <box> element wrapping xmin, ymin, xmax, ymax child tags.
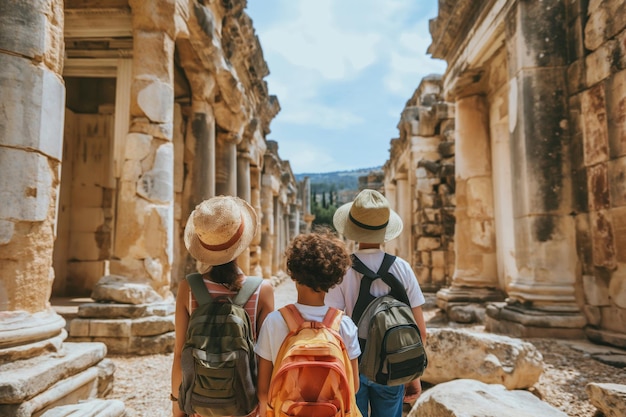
<box><xmin>295</xmin><ymin>282</ymin><xmax>326</xmax><ymax>306</ymax></box>
<box><xmin>358</xmin><ymin>242</ymin><xmax>380</xmax><ymax>250</ymax></box>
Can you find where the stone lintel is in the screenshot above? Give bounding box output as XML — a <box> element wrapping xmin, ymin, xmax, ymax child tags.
<box><xmin>485</xmin><ymin>302</ymin><xmax>587</xmax><ymax>338</ymax></box>
<box><xmin>0</xmin><ymin>342</ymin><xmax>106</xmax><ymax>404</ymax></box>
<box><xmin>586</xmin><ymin>326</ymin><xmax>626</xmax><ymax>349</ymax></box>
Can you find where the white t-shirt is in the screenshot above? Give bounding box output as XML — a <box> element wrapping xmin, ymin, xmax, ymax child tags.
<box><xmin>255</xmin><ymin>303</ymin><xmax>361</xmax><ymax>363</ymax></box>
<box><xmin>325</xmin><ymin>248</ymin><xmax>426</xmax><ymax>316</ymax></box>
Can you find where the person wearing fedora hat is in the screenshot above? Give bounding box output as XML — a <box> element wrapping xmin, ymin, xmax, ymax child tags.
<box><xmin>171</xmin><ymin>196</ymin><xmax>275</xmax><ymax>417</ymax></box>
<box><xmin>325</xmin><ymin>189</ymin><xmax>428</xmax><ymax>417</ymax></box>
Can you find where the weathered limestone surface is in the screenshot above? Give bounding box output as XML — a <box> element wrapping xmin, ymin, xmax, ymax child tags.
<box><xmin>407</xmin><ymin>379</ymin><xmax>568</xmax><ymax>417</ymax></box>
<box><xmin>39</xmin><ymin>399</ymin><xmax>126</xmax><ymax>417</ymax></box>
<box><xmin>423</xmin><ymin>0</ymin><xmax>626</xmax><ymax>347</ymax></box>
<box><xmin>422</xmin><ymin>328</ymin><xmax>543</xmax><ymax>389</ymax></box>
<box><xmin>384</xmin><ymin>76</ymin><xmax>456</xmax><ymax>293</ymax></box>
<box><xmin>586</xmin><ymin>382</ymin><xmax>626</xmax><ymax>417</ymax></box>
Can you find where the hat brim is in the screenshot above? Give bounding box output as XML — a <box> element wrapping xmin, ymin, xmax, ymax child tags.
<box><xmin>184</xmin><ymin>199</ymin><xmax>259</xmax><ymax>266</ymax></box>
<box><xmin>333</xmin><ymin>202</ymin><xmax>403</xmax><ymax>244</ymax></box>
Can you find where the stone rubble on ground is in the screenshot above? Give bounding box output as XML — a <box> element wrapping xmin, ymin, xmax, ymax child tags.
<box><xmin>421</xmin><ymin>327</ymin><xmax>544</xmax><ymax>389</ymax></box>
<box><xmin>407</xmin><ymin>379</ymin><xmax>569</xmax><ymax>417</ymax></box>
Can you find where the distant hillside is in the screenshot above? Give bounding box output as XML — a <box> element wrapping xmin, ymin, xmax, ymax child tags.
<box><xmin>295</xmin><ymin>166</ymin><xmax>383</xmax><ymax>192</ymax></box>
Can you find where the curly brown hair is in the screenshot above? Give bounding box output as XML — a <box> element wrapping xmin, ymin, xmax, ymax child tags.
<box><xmin>285</xmin><ymin>227</ymin><xmax>351</xmax><ymax>293</ymax></box>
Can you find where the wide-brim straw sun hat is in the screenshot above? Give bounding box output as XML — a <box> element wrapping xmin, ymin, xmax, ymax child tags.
<box><xmin>184</xmin><ymin>196</ymin><xmax>259</xmax><ymax>266</ymax></box>
<box><xmin>333</xmin><ymin>189</ymin><xmax>403</xmax><ymax>244</ymax></box>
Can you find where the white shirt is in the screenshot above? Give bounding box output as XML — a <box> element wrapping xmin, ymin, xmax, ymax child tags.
<box><xmin>325</xmin><ymin>248</ymin><xmax>426</xmax><ymax>316</ymax></box>
<box><xmin>255</xmin><ymin>303</ymin><xmax>361</xmax><ymax>363</ymax></box>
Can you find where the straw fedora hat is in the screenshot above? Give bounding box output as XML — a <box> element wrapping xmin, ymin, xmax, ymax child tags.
<box><xmin>333</xmin><ymin>189</ymin><xmax>403</xmax><ymax>244</ymax></box>
<box><xmin>184</xmin><ymin>196</ymin><xmax>259</xmax><ymax>266</ymax></box>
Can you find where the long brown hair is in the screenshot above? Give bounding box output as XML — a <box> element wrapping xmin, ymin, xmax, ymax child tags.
<box><xmin>205</xmin><ymin>261</ymin><xmax>243</xmax><ymax>291</ymax></box>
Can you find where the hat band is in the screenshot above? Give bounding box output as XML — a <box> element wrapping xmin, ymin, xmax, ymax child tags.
<box><xmin>198</xmin><ymin>216</ymin><xmax>245</xmax><ymax>252</ymax></box>
<box><xmin>349</xmin><ymin>213</ymin><xmax>388</xmax><ymax>230</ymax></box>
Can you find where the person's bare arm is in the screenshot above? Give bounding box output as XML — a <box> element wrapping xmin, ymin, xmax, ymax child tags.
<box><xmin>257</xmin><ymin>356</ymin><xmax>274</xmax><ymax>417</ymax></box>
<box><xmin>171</xmin><ymin>280</ymin><xmax>190</xmax><ymax>417</ymax></box>
<box><xmin>256</xmin><ymin>279</ymin><xmax>275</xmax><ymax>336</ymax></box>
<box><xmin>404</xmin><ymin>305</ymin><xmax>427</xmax><ymax>403</ymax></box>
<box><xmin>350</xmin><ymin>358</ymin><xmax>360</xmax><ymax>392</ymax></box>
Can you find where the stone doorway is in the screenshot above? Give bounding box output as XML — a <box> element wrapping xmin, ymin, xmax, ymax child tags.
<box><xmin>52</xmin><ymin>77</ymin><xmax>116</xmax><ymax>297</ymax></box>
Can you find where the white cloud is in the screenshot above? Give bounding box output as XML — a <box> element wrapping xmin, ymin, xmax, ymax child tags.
<box><xmin>258</xmin><ymin>0</ymin><xmax>381</xmax><ymax>80</ymax></box>
<box><xmin>280</xmin><ymin>104</ymin><xmax>364</xmax><ymax>129</ymax></box>
<box><xmin>276</xmin><ymin>139</ymin><xmax>337</xmax><ymax>173</ymax></box>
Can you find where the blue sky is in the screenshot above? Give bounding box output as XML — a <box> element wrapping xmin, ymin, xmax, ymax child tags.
<box><xmin>245</xmin><ymin>0</ymin><xmax>447</xmax><ymax>174</ymax></box>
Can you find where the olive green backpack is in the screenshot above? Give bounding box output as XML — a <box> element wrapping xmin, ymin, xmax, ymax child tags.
<box><xmin>351</xmin><ymin>254</ymin><xmax>427</xmax><ymax>386</ymax></box>
<box><xmin>178</xmin><ymin>273</ymin><xmax>262</xmax><ymax>417</ymax></box>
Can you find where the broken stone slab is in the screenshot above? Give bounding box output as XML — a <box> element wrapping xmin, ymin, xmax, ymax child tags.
<box><xmin>408</xmin><ymin>379</ymin><xmax>568</xmax><ymax>417</ymax></box>
<box><xmin>69</xmin><ymin>315</ymin><xmax>174</xmax><ymax>338</ymax></box>
<box><xmin>0</xmin><ymin>309</ymin><xmax>66</xmax><ymax>348</ymax></box>
<box><xmin>70</xmin><ymin>331</ymin><xmax>175</xmax><ymax>355</ymax></box>
<box><xmin>0</xmin><ymin>342</ymin><xmax>107</xmax><ymax>403</ymax></box>
<box><xmin>586</xmin><ymin>383</ymin><xmax>626</xmax><ymax>417</ymax></box>
<box><xmin>557</xmin><ymin>339</ymin><xmax>626</xmax><ymax>368</ymax></box>
<box><xmin>77</xmin><ymin>301</ymin><xmax>174</xmax><ymax>319</ymax></box>
<box><xmin>422</xmin><ymin>328</ymin><xmax>543</xmax><ymax>389</ymax></box>
<box><xmin>91</xmin><ymin>275</ymin><xmax>163</xmax><ymax>305</ymax></box>
<box><xmin>39</xmin><ymin>399</ymin><xmax>126</xmax><ymax>417</ymax></box>
<box><xmin>0</xmin><ymin>352</ymin><xmax>113</xmax><ymax>417</ymax></box>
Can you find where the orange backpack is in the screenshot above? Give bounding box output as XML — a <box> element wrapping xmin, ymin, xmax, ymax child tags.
<box><xmin>267</xmin><ymin>304</ymin><xmax>361</xmax><ymax>417</ymax></box>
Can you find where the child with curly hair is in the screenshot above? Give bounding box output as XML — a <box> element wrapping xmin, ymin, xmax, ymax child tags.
<box><xmin>254</xmin><ymin>228</ymin><xmax>361</xmax><ymax>417</ymax></box>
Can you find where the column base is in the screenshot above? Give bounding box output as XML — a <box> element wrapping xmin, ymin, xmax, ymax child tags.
<box><xmin>485</xmin><ymin>302</ymin><xmax>587</xmax><ymax>339</ymax></box>
<box><xmin>436</xmin><ymin>286</ymin><xmax>506</xmax><ymax>324</ymax></box>
<box><xmin>585</xmin><ymin>327</ymin><xmax>626</xmax><ymax>349</ymax></box>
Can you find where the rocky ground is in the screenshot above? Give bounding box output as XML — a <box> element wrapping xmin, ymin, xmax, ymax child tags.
<box><xmin>104</xmin><ymin>280</ymin><xmax>626</xmax><ymax>417</ymax></box>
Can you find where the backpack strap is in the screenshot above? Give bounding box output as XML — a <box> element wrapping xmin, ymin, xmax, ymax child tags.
<box><xmin>186</xmin><ymin>274</ymin><xmax>263</xmax><ymax>307</ymax></box>
<box><xmin>279</xmin><ymin>304</ymin><xmax>343</xmax><ymax>332</ymax></box>
<box><xmin>232</xmin><ymin>276</ymin><xmax>264</xmax><ymax>306</ymax></box>
<box><xmin>351</xmin><ymin>253</ymin><xmax>410</xmax><ymax>323</ymax></box>
<box><xmin>321</xmin><ymin>307</ymin><xmax>343</xmax><ymax>332</ymax></box>
<box><xmin>186</xmin><ymin>273</ymin><xmax>213</xmax><ymax>306</ymax></box>
<box><xmin>279</xmin><ymin>304</ymin><xmax>305</xmax><ymax>332</ymax></box>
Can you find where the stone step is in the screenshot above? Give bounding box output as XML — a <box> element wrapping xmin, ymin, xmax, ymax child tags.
<box><xmin>39</xmin><ymin>399</ymin><xmax>126</xmax><ymax>417</ymax></box>
<box><xmin>0</xmin><ymin>342</ymin><xmax>107</xmax><ymax>404</ymax></box>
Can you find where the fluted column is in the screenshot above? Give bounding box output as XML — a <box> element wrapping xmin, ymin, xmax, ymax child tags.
<box><xmin>189</xmin><ymin>100</ymin><xmax>216</xmax><ymax>202</ymax></box>
<box><xmin>395</xmin><ymin>174</ymin><xmax>411</xmax><ymax>261</ymax></box>
<box><xmin>384</xmin><ymin>183</ymin><xmax>398</xmax><ymax>255</ymax></box>
<box><xmin>437</xmin><ymin>95</ymin><xmax>504</xmax><ymax>311</ymax></box>
<box><xmin>215</xmin><ymin>134</ymin><xmax>237</xmax><ymax>196</ymax></box>
<box><xmin>236</xmin><ymin>150</ymin><xmax>251</xmax><ymax>274</ymax></box>
<box><xmin>260</xmin><ymin>175</ymin><xmax>274</xmax><ymax>278</ymax></box>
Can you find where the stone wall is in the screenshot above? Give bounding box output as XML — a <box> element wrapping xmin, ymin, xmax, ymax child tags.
<box><xmin>383</xmin><ymin>76</ymin><xmax>456</xmax><ymax>292</ymax></box>
<box><xmin>426</xmin><ymin>0</ymin><xmax>626</xmax><ymax>347</ymax></box>
<box><xmin>0</xmin><ymin>0</ymin><xmax>304</xmax><ymax>413</ymax></box>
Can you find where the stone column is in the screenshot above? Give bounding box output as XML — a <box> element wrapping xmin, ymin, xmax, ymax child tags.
<box><xmin>260</xmin><ymin>175</ymin><xmax>274</xmax><ymax>278</ymax></box>
<box><xmin>437</xmin><ymin>95</ymin><xmax>504</xmax><ymax>316</ymax></box>
<box><xmin>236</xmin><ymin>150</ymin><xmax>251</xmax><ymax>274</ymax></box>
<box><xmin>215</xmin><ymin>134</ymin><xmax>237</xmax><ymax>196</ymax></box>
<box><xmin>112</xmin><ymin>0</ymin><xmax>176</xmax><ymax>299</ymax></box>
<box><xmin>384</xmin><ymin>183</ymin><xmax>398</xmax><ymax>255</ymax></box>
<box><xmin>189</xmin><ymin>100</ymin><xmax>216</xmax><ymax>202</ymax></box>
<box><xmin>395</xmin><ymin>174</ymin><xmax>411</xmax><ymax>261</ymax></box>
<box><xmin>250</xmin><ymin>166</ymin><xmax>263</xmax><ymax>276</ymax></box>
<box><xmin>485</xmin><ymin>0</ymin><xmax>585</xmax><ymax>338</ymax></box>
<box><xmin>0</xmin><ymin>2</ymin><xmax>111</xmax><ymax>414</ymax></box>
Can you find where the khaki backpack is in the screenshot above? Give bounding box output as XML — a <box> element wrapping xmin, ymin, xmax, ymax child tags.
<box><xmin>178</xmin><ymin>273</ymin><xmax>262</xmax><ymax>417</ymax></box>
<box><xmin>267</xmin><ymin>304</ymin><xmax>361</xmax><ymax>417</ymax></box>
<box><xmin>351</xmin><ymin>253</ymin><xmax>427</xmax><ymax>386</ymax></box>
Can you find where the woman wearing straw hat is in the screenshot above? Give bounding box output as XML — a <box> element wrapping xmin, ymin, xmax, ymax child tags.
<box><xmin>325</xmin><ymin>189</ymin><xmax>427</xmax><ymax>417</ymax></box>
<box><xmin>171</xmin><ymin>196</ymin><xmax>275</xmax><ymax>417</ymax></box>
